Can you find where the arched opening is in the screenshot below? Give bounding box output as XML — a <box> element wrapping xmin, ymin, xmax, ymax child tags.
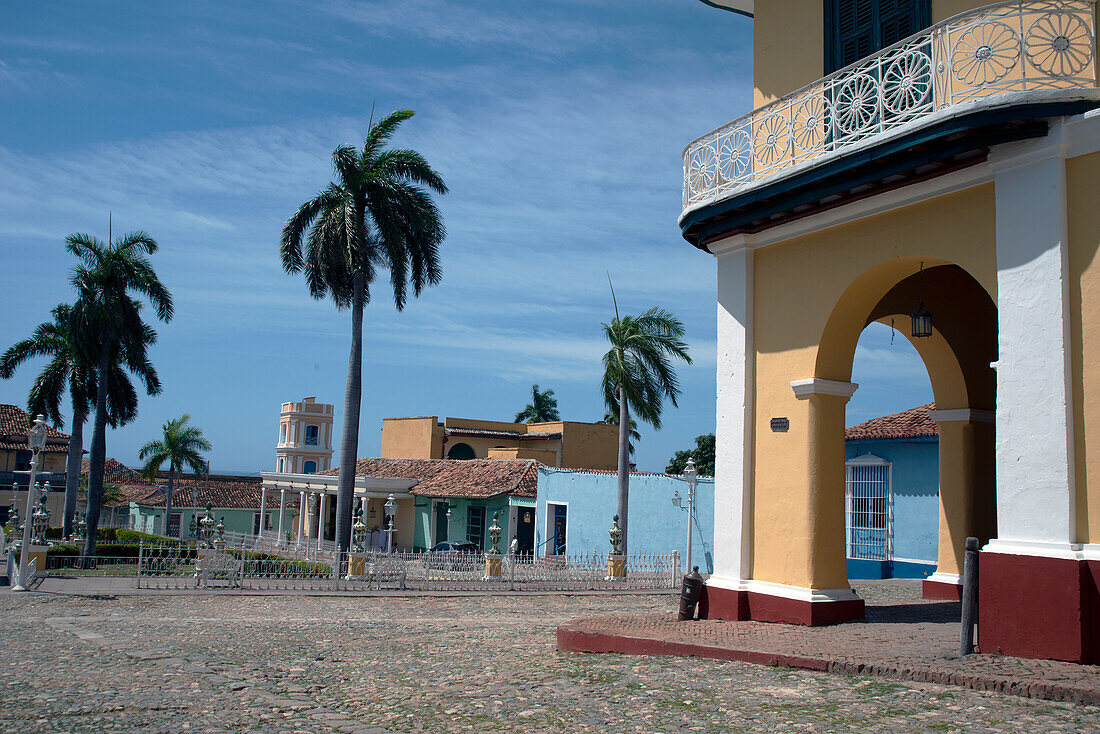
<box><xmin>303</xmin><ymin>460</ymin><xmax>317</xmax><ymax>474</ymax></box>
<box><xmin>817</xmin><ymin>260</ymin><xmax>997</xmax><ymax>598</ymax></box>
<box><xmin>447</xmin><ymin>443</ymin><xmax>476</xmax><ymax>460</ymax></box>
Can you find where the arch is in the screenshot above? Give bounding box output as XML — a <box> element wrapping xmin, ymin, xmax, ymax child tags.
<box><xmin>817</xmin><ymin>258</ymin><xmax>998</xmax><ymax>593</ymax></box>
<box><xmin>303</xmin><ymin>460</ymin><xmax>317</xmax><ymax>474</ymax></box>
<box><xmin>447</xmin><ymin>443</ymin><xmax>477</xmax><ymax>460</ymax></box>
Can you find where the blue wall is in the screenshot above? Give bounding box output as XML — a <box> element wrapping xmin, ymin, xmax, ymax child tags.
<box><xmin>535</xmin><ymin>467</ymin><xmax>715</xmax><ymax>573</ymax></box>
<box><xmin>844</xmin><ymin>437</ymin><xmax>938</xmax><ymax>579</ymax></box>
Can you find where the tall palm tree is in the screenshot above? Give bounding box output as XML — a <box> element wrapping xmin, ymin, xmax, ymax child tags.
<box><xmin>599</xmin><ymin>411</ymin><xmax>640</xmax><ymax>457</ymax></box>
<box><xmin>0</xmin><ymin>304</ymin><xmax>150</xmax><ymax>537</ymax></box>
<box><xmin>139</xmin><ymin>414</ymin><xmax>211</xmax><ymax>538</ymax></box>
<box><xmin>601</xmin><ymin>280</ymin><xmax>691</xmax><ymax>556</ymax></box>
<box><xmin>280</xmin><ymin>109</ymin><xmax>446</xmax><ymax>555</ymax></box>
<box><xmin>69</xmin><ymin>231</ymin><xmax>172</xmax><ymax>556</ymax></box>
<box><xmin>514</xmin><ymin>384</ymin><xmax>560</xmax><ymax>423</ymax></box>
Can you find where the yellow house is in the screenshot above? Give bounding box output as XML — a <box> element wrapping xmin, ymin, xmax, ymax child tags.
<box><xmin>689</xmin><ymin>0</ymin><xmax>1100</xmax><ymax>663</ymax></box>
<box><xmin>0</xmin><ymin>404</ymin><xmax>70</xmax><ymax>526</ymax></box>
<box><xmin>276</xmin><ymin>397</ymin><xmax>335</xmax><ymax>474</ymax></box>
<box><xmin>380</xmin><ymin>416</ymin><xmax>619</xmax><ymax>470</ymax></box>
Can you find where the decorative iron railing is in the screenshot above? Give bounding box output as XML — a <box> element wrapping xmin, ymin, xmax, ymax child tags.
<box><xmin>683</xmin><ymin>0</ymin><xmax>1098</xmax><ymax>208</ymax></box>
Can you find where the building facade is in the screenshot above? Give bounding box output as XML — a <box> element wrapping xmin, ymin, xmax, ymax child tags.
<box><xmin>380</xmin><ymin>416</ymin><xmax>619</xmax><ymax>470</ymax></box>
<box><xmin>276</xmin><ymin>397</ymin><xmax>334</xmax><ymax>474</ymax></box>
<box><xmin>0</xmin><ymin>404</ymin><xmax>71</xmax><ymax>526</ymax></box>
<box><xmin>691</xmin><ymin>0</ymin><xmax>1100</xmax><ymax>662</ymax></box>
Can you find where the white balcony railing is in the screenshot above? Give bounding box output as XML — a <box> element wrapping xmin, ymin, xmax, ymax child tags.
<box><xmin>683</xmin><ymin>0</ymin><xmax>1097</xmax><ymax>209</ymax></box>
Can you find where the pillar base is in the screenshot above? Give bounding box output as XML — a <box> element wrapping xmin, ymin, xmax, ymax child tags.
<box><xmin>606</xmin><ymin>553</ymin><xmax>625</xmax><ymax>580</ymax></box>
<box><xmin>699</xmin><ymin>578</ymin><xmax>865</xmax><ymax>626</ymax></box>
<box><xmin>484</xmin><ymin>553</ymin><xmax>503</xmax><ymax>579</ymax></box>
<box><xmin>922</xmin><ymin>572</ymin><xmax>962</xmax><ymax>601</ymax></box>
<box><xmin>347</xmin><ymin>552</ymin><xmax>367</xmax><ymax>579</ymax></box>
<box><xmin>978</xmin><ymin>543</ymin><xmax>1100</xmax><ymax>664</ymax></box>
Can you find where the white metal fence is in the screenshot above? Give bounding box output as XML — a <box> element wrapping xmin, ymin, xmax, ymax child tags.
<box><xmin>132</xmin><ymin>544</ymin><xmax>680</xmax><ymax>592</ymax></box>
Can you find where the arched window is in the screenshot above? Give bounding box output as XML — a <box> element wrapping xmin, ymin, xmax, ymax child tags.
<box><xmin>278</xmin><ymin>458</ymin><xmax>284</xmax><ymax>473</ymax></box>
<box><xmin>303</xmin><ymin>460</ymin><xmax>317</xmax><ymax>474</ymax></box>
<box><xmin>305</xmin><ymin>425</ymin><xmax>319</xmax><ymax>446</ymax></box>
<box><xmin>446</xmin><ymin>442</ymin><xmax>476</xmax><ymax>460</ymax></box>
<box><xmin>280</xmin><ymin>423</ymin><xmax>287</xmax><ymax>443</ymax></box>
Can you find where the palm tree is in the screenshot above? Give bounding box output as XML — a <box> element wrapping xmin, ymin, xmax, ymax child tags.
<box><xmin>138</xmin><ymin>414</ymin><xmax>211</xmax><ymax>538</ymax></box>
<box><xmin>599</xmin><ymin>411</ymin><xmax>640</xmax><ymax>457</ymax></box>
<box><xmin>601</xmin><ymin>279</ymin><xmax>691</xmax><ymax>556</ymax></box>
<box><xmin>280</xmin><ymin>109</ymin><xmax>446</xmax><ymax>555</ymax></box>
<box><xmin>69</xmin><ymin>231</ymin><xmax>172</xmax><ymax>556</ymax></box>
<box><xmin>0</xmin><ymin>304</ymin><xmax>153</xmax><ymax>538</ymax></box>
<box><xmin>514</xmin><ymin>384</ymin><xmax>560</xmax><ymax>423</ymax></box>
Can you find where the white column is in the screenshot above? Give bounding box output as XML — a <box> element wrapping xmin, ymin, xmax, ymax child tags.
<box><xmin>278</xmin><ymin>489</ymin><xmax>286</xmax><ymax>544</ymax></box>
<box><xmin>297</xmin><ymin>491</ymin><xmax>305</xmax><ymax>544</ymax></box>
<box><xmin>319</xmin><ymin>492</ymin><xmax>329</xmax><ymax>542</ymax></box>
<box><xmin>258</xmin><ymin>486</ymin><xmax>267</xmax><ymax>538</ymax></box>
<box><xmin>989</xmin><ymin>138</ymin><xmax>1077</xmax><ymax>551</ymax></box>
<box><xmin>712</xmin><ymin>237</ymin><xmax>754</xmax><ymax>585</ymax></box>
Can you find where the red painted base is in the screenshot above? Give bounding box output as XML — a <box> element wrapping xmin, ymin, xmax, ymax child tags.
<box><xmin>699</xmin><ymin>582</ymin><xmax>865</xmax><ymax>626</ymax></box>
<box><xmin>922</xmin><ymin>579</ymin><xmax>962</xmax><ymax>601</ymax></box>
<box><xmin>979</xmin><ymin>552</ymin><xmax>1100</xmax><ymax>664</ymax></box>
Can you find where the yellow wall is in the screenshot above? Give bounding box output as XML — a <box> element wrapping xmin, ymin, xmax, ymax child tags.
<box><xmin>559</xmin><ymin>422</ymin><xmax>619</xmax><ymax>471</ymax></box>
<box><xmin>1066</xmin><ymin>150</ymin><xmax>1100</xmax><ymax>544</ymax></box>
<box><xmin>750</xmin><ymin>184</ymin><xmax>997</xmax><ymax>589</ymax></box>
<box><xmin>0</xmin><ymin>449</ymin><xmax>67</xmax><ymax>474</ymax></box>
<box><xmin>380</xmin><ymin>417</ymin><xmax>442</xmax><ymax>460</ymax></box>
<box><xmin>487</xmin><ymin>447</ymin><xmax>558</xmax><ymax>465</ymax></box>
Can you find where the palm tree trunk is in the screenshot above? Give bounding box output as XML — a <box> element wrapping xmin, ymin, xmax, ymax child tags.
<box><xmin>616</xmin><ymin>384</ymin><xmax>630</xmax><ymax>558</ymax></box>
<box><xmin>63</xmin><ymin>409</ymin><xmax>84</xmax><ymax>539</ymax></box>
<box><xmin>163</xmin><ymin>468</ymin><xmax>175</xmax><ymax>538</ymax></box>
<box><xmin>334</xmin><ymin>275</ymin><xmax>365</xmax><ymax>558</ymax></box>
<box><xmin>83</xmin><ymin>345</ymin><xmax>111</xmax><ymax>557</ymax></box>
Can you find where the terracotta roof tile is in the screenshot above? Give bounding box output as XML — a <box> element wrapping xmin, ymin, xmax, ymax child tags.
<box><xmin>0</xmin><ymin>403</ymin><xmax>71</xmax><ymax>453</ymax></box>
<box><xmin>845</xmin><ymin>403</ymin><xmax>938</xmax><ymax>441</ymax></box>
<box><xmin>323</xmin><ymin>457</ymin><xmax>539</xmax><ymax>499</ymax></box>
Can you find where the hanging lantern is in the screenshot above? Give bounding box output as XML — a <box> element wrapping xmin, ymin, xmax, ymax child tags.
<box><xmin>910</xmin><ymin>300</ymin><xmax>933</xmax><ymax>338</ymax></box>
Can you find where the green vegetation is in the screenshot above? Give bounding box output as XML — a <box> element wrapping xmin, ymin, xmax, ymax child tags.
<box><xmin>281</xmin><ymin>109</ymin><xmax>447</xmax><ymax>555</ymax></box>
<box><xmin>514</xmin><ymin>384</ymin><xmax>560</xmax><ymax>423</ymax></box>
<box><xmin>139</xmin><ymin>414</ymin><xmax>211</xmax><ymax>537</ymax></box>
<box><xmin>666</xmin><ymin>433</ymin><xmax>715</xmax><ymax>476</ymax></box>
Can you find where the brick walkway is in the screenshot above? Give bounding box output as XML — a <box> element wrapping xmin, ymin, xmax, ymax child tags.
<box><xmin>558</xmin><ymin>580</ymin><xmax>1100</xmax><ymax>706</ymax></box>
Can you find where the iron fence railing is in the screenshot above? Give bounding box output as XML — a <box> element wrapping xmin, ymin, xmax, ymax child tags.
<box><xmin>683</xmin><ymin>0</ymin><xmax>1098</xmax><ymax>208</ymax></box>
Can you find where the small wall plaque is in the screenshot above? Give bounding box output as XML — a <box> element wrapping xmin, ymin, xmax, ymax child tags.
<box><xmin>770</xmin><ymin>417</ymin><xmax>789</xmax><ymax>432</ymax></box>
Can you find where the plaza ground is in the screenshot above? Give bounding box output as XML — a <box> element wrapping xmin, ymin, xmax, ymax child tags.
<box><xmin>1</xmin><ymin>584</ymin><xmax>1097</xmax><ymax>733</ymax></box>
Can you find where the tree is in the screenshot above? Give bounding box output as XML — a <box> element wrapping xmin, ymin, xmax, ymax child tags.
<box><xmin>514</xmin><ymin>384</ymin><xmax>560</xmax><ymax>423</ymax></box>
<box><xmin>68</xmin><ymin>231</ymin><xmax>172</xmax><ymax>556</ymax></box>
<box><xmin>280</xmin><ymin>109</ymin><xmax>446</xmax><ymax>556</ymax></box>
<box><xmin>666</xmin><ymin>433</ymin><xmax>715</xmax><ymax>476</ymax></box>
<box><xmin>138</xmin><ymin>414</ymin><xmax>211</xmax><ymax>538</ymax></box>
<box><xmin>599</xmin><ymin>411</ymin><xmax>640</xmax><ymax>457</ymax></box>
<box><xmin>601</xmin><ymin>279</ymin><xmax>691</xmax><ymax>556</ymax></box>
<box><xmin>0</xmin><ymin>304</ymin><xmax>150</xmax><ymax>538</ymax></box>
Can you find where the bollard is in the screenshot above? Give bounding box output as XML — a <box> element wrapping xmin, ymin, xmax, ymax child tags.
<box><xmin>678</xmin><ymin>566</ymin><xmax>705</xmax><ymax>621</ymax></box>
<box><xmin>960</xmin><ymin>536</ymin><xmax>979</xmax><ymax>655</ymax></box>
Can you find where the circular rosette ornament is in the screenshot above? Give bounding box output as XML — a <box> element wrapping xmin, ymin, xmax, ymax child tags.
<box><xmin>791</xmin><ymin>94</ymin><xmax>829</xmax><ymax>154</ymax></box>
<box><xmin>716</xmin><ymin>126</ymin><xmax>752</xmax><ymax>184</ymax></box>
<box><xmin>1025</xmin><ymin>11</ymin><xmax>1093</xmax><ymax>77</ymax></box>
<box><xmin>686</xmin><ymin>142</ymin><xmax>718</xmax><ymax>198</ymax></box>
<box><xmin>882</xmin><ymin>50</ymin><xmax>933</xmax><ymax>114</ymax></box>
<box><xmin>951</xmin><ymin>21</ymin><xmax>1020</xmax><ymax>86</ymax></box>
<box><xmin>753</xmin><ymin>113</ymin><xmax>790</xmax><ymax>168</ymax></box>
<box><xmin>832</xmin><ymin>73</ymin><xmax>879</xmax><ymax>135</ymax></box>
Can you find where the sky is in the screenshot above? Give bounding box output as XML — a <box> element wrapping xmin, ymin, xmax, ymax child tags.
<box><xmin>0</xmin><ymin>0</ymin><xmax>931</xmax><ymax>475</ymax></box>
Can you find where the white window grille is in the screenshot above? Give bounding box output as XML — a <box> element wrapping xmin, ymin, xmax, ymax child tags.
<box><xmin>845</xmin><ymin>454</ymin><xmax>892</xmax><ymax>561</ymax></box>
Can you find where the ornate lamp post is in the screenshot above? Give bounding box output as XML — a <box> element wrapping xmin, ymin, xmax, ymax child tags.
<box><xmin>13</xmin><ymin>415</ymin><xmax>49</xmax><ymax>592</ymax></box>
<box><xmin>682</xmin><ymin>458</ymin><xmax>698</xmax><ymax>574</ymax></box>
<box><xmin>31</xmin><ymin>485</ymin><xmax>51</xmax><ymax>546</ymax></box>
<box><xmin>306</xmin><ymin>492</ymin><xmax>318</xmax><ymax>560</ymax></box>
<box><xmin>384</xmin><ymin>494</ymin><xmax>397</xmax><ymax>554</ymax></box>
<box><xmin>352</xmin><ymin>505</ymin><xmax>367</xmax><ymax>553</ymax></box>
<box><xmin>199</xmin><ymin>502</ymin><xmax>216</xmax><ymax>549</ymax></box>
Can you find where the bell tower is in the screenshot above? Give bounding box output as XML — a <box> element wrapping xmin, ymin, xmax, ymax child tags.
<box><xmin>275</xmin><ymin>397</ymin><xmax>334</xmax><ymax>474</ymax></box>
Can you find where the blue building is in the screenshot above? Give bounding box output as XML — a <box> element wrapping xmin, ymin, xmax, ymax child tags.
<box><xmin>535</xmin><ymin>466</ymin><xmax>715</xmax><ymax>573</ymax></box>
<box><xmin>844</xmin><ymin>404</ymin><xmax>939</xmax><ymax>580</ymax></box>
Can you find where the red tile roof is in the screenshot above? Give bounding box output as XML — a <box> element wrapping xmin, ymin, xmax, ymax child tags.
<box><xmin>0</xmin><ymin>404</ymin><xmax>71</xmax><ymax>453</ymax></box>
<box><xmin>845</xmin><ymin>403</ymin><xmax>938</xmax><ymax>441</ymax></box>
<box><xmin>324</xmin><ymin>457</ymin><xmax>539</xmax><ymax>499</ymax></box>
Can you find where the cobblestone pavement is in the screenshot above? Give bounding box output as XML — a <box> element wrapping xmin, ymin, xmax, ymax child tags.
<box><xmin>1</xmin><ymin>584</ymin><xmax>1097</xmax><ymax>733</ymax></box>
<box><xmin>560</xmin><ymin>581</ymin><xmax>1100</xmax><ymax>706</ymax></box>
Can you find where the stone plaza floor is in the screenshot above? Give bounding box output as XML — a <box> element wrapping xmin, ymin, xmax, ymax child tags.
<box><xmin>1</xmin><ymin>582</ymin><xmax>1098</xmax><ymax>733</ymax></box>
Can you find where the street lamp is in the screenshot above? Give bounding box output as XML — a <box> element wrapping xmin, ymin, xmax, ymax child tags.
<box><xmin>682</xmin><ymin>458</ymin><xmax>698</xmax><ymax>574</ymax></box>
<box><xmin>307</xmin><ymin>492</ymin><xmax>318</xmax><ymax>560</ymax></box>
<box><xmin>13</xmin><ymin>414</ymin><xmax>49</xmax><ymax>592</ymax></box>
<box><xmin>384</xmin><ymin>494</ymin><xmax>397</xmax><ymax>554</ymax></box>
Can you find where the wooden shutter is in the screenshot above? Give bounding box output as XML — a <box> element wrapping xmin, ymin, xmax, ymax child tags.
<box><xmin>825</xmin><ymin>0</ymin><xmax>931</xmax><ymax>74</ymax></box>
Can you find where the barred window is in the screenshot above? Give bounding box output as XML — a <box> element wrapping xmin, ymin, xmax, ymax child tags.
<box><xmin>825</xmin><ymin>0</ymin><xmax>931</xmax><ymax>73</ymax></box>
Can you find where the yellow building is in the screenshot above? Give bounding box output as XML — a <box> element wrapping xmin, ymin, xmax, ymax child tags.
<box><xmin>276</xmin><ymin>397</ymin><xmax>334</xmax><ymax>474</ymax></box>
<box><xmin>689</xmin><ymin>0</ymin><xmax>1100</xmax><ymax>663</ymax></box>
<box><xmin>380</xmin><ymin>416</ymin><xmax>619</xmax><ymax>470</ymax></box>
<box><xmin>0</xmin><ymin>404</ymin><xmax>70</xmax><ymax>526</ymax></box>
